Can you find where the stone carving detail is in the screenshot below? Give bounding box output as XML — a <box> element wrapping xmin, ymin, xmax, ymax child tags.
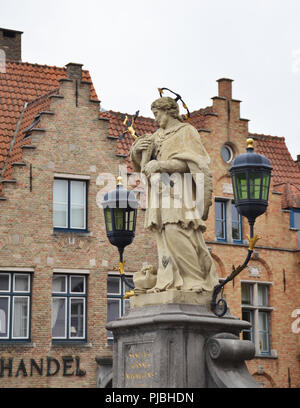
<box><xmin>162</xmin><ymin>256</ymin><xmax>170</xmax><ymax>269</ymax></box>
<box><xmin>130</xmin><ymin>96</ymin><xmax>219</xmax><ymax>300</ymax></box>
<box><xmin>205</xmin><ymin>333</ymin><xmax>259</xmax><ymax>388</ymax></box>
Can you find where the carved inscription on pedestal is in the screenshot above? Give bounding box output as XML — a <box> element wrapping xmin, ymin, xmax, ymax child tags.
<box><xmin>124</xmin><ymin>342</ymin><xmax>155</xmax><ymax>388</ymax></box>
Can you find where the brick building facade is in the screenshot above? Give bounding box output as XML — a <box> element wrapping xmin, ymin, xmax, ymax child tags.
<box><xmin>0</xmin><ymin>28</ymin><xmax>299</xmax><ymax>388</ymax></box>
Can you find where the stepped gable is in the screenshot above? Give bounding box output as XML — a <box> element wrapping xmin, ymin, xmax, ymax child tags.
<box><xmin>2</xmin><ymin>89</ymin><xmax>58</xmax><ymax>180</ymax></box>
<box><xmin>0</xmin><ymin>61</ymin><xmax>97</xmax><ymax>173</ymax></box>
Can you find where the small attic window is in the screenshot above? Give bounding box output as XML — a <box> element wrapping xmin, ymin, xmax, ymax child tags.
<box><xmin>3</xmin><ymin>30</ymin><xmax>16</xmax><ymax>38</ymax></box>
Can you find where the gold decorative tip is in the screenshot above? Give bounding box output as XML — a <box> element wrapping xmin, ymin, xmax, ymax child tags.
<box><xmin>247</xmin><ymin>138</ymin><xmax>254</xmax><ymax>149</ymax></box>
<box><xmin>116</xmin><ymin>176</ymin><xmax>123</xmax><ymax>186</ymax></box>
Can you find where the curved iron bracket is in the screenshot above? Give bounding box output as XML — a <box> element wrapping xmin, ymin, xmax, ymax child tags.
<box><xmin>211</xmin><ymin>249</ymin><xmax>253</xmax><ymax>317</ymax></box>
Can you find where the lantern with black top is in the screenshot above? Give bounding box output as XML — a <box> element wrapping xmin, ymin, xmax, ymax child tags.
<box><xmin>211</xmin><ymin>138</ymin><xmax>272</xmax><ymax>317</ymax></box>
<box><xmin>102</xmin><ymin>176</ymin><xmax>138</xmax><ymax>292</ymax></box>
<box><xmin>230</xmin><ymin>138</ymin><xmax>272</xmax><ymax>233</ymax></box>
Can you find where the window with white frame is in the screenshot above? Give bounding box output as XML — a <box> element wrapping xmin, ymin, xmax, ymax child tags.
<box><xmin>215</xmin><ymin>199</ymin><xmax>243</xmax><ymax>243</ymax></box>
<box><xmin>53</xmin><ymin>179</ymin><xmax>88</xmax><ymax>231</ymax></box>
<box><xmin>290</xmin><ymin>209</ymin><xmax>300</xmax><ymax>229</ymax></box>
<box><xmin>0</xmin><ymin>272</ymin><xmax>32</xmax><ymax>341</ymax></box>
<box><xmin>52</xmin><ymin>274</ymin><xmax>87</xmax><ymax>341</ymax></box>
<box><xmin>241</xmin><ymin>281</ymin><xmax>273</xmax><ymax>355</ymax></box>
<box><xmin>107</xmin><ymin>274</ymin><xmax>133</xmax><ymax>341</ymax></box>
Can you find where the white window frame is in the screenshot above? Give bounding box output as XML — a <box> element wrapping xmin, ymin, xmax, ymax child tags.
<box><xmin>70</xmin><ymin>275</ymin><xmax>86</xmax><ymax>295</ymax></box>
<box><xmin>53</xmin><ymin>178</ymin><xmax>88</xmax><ymax>231</ymax></box>
<box><xmin>0</xmin><ymin>271</ymin><xmax>32</xmax><ymax>342</ymax></box>
<box><xmin>13</xmin><ymin>274</ymin><xmax>30</xmax><ymax>293</ymax></box>
<box><xmin>107</xmin><ymin>273</ymin><xmax>133</xmax><ymax>341</ymax></box>
<box><xmin>0</xmin><ymin>296</ymin><xmax>10</xmax><ymax>339</ymax></box>
<box><xmin>70</xmin><ymin>181</ymin><xmax>87</xmax><ymax>230</ymax></box>
<box><xmin>52</xmin><ymin>296</ymin><xmax>67</xmax><ymax>339</ymax></box>
<box><xmin>69</xmin><ymin>297</ymin><xmax>86</xmax><ymax>340</ymax></box>
<box><xmin>241</xmin><ymin>281</ymin><xmax>274</xmax><ymax>356</ymax></box>
<box><xmin>12</xmin><ymin>296</ymin><xmax>30</xmax><ymax>339</ymax></box>
<box><xmin>215</xmin><ymin>197</ymin><xmax>243</xmax><ymax>243</ymax></box>
<box><xmin>52</xmin><ymin>274</ymin><xmax>87</xmax><ymax>341</ymax></box>
<box><xmin>0</xmin><ymin>273</ymin><xmax>10</xmax><ymax>292</ymax></box>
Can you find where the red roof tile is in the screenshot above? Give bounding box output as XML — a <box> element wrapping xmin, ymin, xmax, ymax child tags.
<box><xmin>252</xmin><ymin>133</ymin><xmax>300</xmax><ymax>187</ymax></box>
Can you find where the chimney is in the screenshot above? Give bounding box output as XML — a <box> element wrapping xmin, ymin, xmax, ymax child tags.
<box><xmin>217</xmin><ymin>78</ymin><xmax>234</xmax><ymax>99</ymax></box>
<box><xmin>66</xmin><ymin>62</ymin><xmax>83</xmax><ymax>80</ymax></box>
<box><xmin>295</xmin><ymin>155</ymin><xmax>300</xmax><ymax>167</ymax></box>
<box><xmin>0</xmin><ymin>28</ymin><xmax>23</xmax><ymax>61</ymax></box>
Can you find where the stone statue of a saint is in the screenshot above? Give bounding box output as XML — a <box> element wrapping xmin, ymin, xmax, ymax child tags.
<box><xmin>130</xmin><ymin>97</ymin><xmax>218</xmax><ymax>297</ymax></box>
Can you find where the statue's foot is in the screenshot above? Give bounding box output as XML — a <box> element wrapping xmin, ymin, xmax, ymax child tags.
<box><xmin>146</xmin><ymin>287</ymin><xmax>161</xmax><ymax>294</ymax></box>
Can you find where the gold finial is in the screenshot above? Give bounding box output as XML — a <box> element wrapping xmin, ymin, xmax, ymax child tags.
<box><xmin>247</xmin><ymin>138</ymin><xmax>254</xmax><ymax>149</ymax></box>
<box><xmin>117</xmin><ymin>176</ymin><xmax>123</xmax><ymax>186</ymax></box>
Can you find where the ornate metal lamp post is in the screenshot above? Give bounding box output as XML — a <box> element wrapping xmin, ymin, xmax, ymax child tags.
<box><xmin>211</xmin><ymin>138</ymin><xmax>272</xmax><ymax>317</ymax></box>
<box><xmin>102</xmin><ymin>176</ymin><xmax>138</xmax><ymax>295</ymax></box>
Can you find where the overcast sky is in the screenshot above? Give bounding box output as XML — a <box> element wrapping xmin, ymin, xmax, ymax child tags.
<box><xmin>1</xmin><ymin>0</ymin><xmax>300</xmax><ymax>158</ymax></box>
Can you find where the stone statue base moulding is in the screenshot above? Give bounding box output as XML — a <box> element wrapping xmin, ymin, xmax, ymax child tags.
<box><xmin>106</xmin><ymin>297</ymin><xmax>259</xmax><ymax>388</ymax></box>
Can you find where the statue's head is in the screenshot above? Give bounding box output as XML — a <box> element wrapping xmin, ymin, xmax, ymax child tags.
<box><xmin>151</xmin><ymin>97</ymin><xmax>181</xmax><ymax>128</ymax></box>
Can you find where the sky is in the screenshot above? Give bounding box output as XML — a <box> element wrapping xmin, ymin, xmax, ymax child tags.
<box><xmin>1</xmin><ymin>0</ymin><xmax>300</xmax><ymax>158</ymax></box>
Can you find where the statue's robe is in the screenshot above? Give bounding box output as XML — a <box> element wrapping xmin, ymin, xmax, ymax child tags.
<box><xmin>130</xmin><ymin>122</ymin><xmax>219</xmax><ymax>293</ymax></box>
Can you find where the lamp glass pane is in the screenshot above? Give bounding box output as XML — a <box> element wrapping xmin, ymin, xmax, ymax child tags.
<box><xmin>125</xmin><ymin>210</ymin><xmax>135</xmax><ymax>231</ymax></box>
<box><xmin>104</xmin><ymin>208</ymin><xmax>113</xmax><ymax>232</ymax></box>
<box><xmin>262</xmin><ymin>173</ymin><xmax>270</xmax><ymax>201</ymax></box>
<box><xmin>114</xmin><ymin>208</ymin><xmax>124</xmax><ymax>230</ymax></box>
<box><xmin>249</xmin><ymin>172</ymin><xmax>262</xmax><ymax>199</ymax></box>
<box><xmin>236</xmin><ymin>173</ymin><xmax>248</xmax><ymax>200</ymax></box>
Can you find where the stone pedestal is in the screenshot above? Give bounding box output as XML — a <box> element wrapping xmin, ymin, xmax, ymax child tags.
<box><xmin>106</xmin><ymin>300</ymin><xmax>259</xmax><ymax>388</ymax></box>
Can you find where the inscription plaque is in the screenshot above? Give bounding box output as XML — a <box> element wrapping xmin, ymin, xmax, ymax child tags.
<box><xmin>124</xmin><ymin>342</ymin><xmax>155</xmax><ymax>387</ymax></box>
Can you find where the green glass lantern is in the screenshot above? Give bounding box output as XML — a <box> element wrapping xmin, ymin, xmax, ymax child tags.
<box><xmin>102</xmin><ymin>176</ymin><xmax>138</xmax><ymax>255</ymax></box>
<box><xmin>230</xmin><ymin>138</ymin><xmax>272</xmax><ymax>231</ymax></box>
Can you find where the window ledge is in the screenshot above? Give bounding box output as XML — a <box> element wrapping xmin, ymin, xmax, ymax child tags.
<box><xmin>51</xmin><ymin>342</ymin><xmax>92</xmax><ymax>348</ymax></box>
<box><xmin>254</xmin><ymin>353</ymin><xmax>278</xmax><ymax>360</ymax></box>
<box><xmin>52</xmin><ymin>230</ymin><xmax>92</xmax><ymax>237</ymax></box>
<box><xmin>0</xmin><ymin>342</ymin><xmax>36</xmax><ymax>348</ymax></box>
